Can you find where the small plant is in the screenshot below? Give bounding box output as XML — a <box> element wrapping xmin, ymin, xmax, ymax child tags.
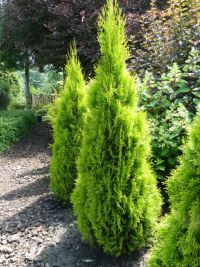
<box><xmin>50</xmin><ymin>44</ymin><xmax>85</xmax><ymax>204</ymax></box>
<box><xmin>149</xmin><ymin>107</ymin><xmax>200</xmax><ymax>267</ymax></box>
<box><xmin>72</xmin><ymin>0</ymin><xmax>161</xmax><ymax>256</ymax></box>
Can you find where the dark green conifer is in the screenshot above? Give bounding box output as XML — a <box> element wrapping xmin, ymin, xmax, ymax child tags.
<box><xmin>149</xmin><ymin>108</ymin><xmax>200</xmax><ymax>267</ymax></box>
<box><xmin>50</xmin><ymin>44</ymin><xmax>85</xmax><ymax>203</ymax></box>
<box><xmin>72</xmin><ymin>0</ymin><xmax>161</xmax><ymax>256</ymax></box>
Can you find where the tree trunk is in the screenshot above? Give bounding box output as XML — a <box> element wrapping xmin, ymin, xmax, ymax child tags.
<box><xmin>24</xmin><ymin>58</ymin><xmax>31</xmax><ymax>109</ymax></box>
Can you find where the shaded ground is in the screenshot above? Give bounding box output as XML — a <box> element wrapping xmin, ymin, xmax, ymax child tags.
<box><xmin>0</xmin><ymin>122</ymin><xmax>147</xmax><ymax>267</ymax></box>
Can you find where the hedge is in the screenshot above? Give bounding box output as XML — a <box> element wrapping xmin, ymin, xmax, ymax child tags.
<box><xmin>0</xmin><ymin>110</ymin><xmax>36</xmax><ymax>152</ymax></box>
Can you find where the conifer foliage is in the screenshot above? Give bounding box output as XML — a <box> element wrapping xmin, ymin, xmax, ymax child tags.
<box><xmin>50</xmin><ymin>44</ymin><xmax>85</xmax><ymax>203</ymax></box>
<box><xmin>149</xmin><ymin>108</ymin><xmax>200</xmax><ymax>267</ymax></box>
<box><xmin>72</xmin><ymin>0</ymin><xmax>161</xmax><ymax>256</ymax></box>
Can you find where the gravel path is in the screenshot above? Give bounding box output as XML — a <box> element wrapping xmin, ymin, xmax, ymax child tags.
<box><xmin>0</xmin><ymin>122</ymin><xmax>147</xmax><ymax>267</ymax></box>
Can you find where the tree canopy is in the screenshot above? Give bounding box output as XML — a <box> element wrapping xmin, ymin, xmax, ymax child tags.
<box><xmin>0</xmin><ymin>0</ymin><xmax>165</xmax><ymax>73</ymax></box>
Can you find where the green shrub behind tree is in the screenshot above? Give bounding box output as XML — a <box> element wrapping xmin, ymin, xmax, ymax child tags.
<box><xmin>50</xmin><ymin>44</ymin><xmax>85</xmax><ymax>204</ymax></box>
<box><xmin>0</xmin><ymin>69</ymin><xmax>22</xmax><ymax>109</ymax></box>
<box><xmin>72</xmin><ymin>0</ymin><xmax>161</xmax><ymax>256</ymax></box>
<box><xmin>0</xmin><ymin>81</ymin><xmax>10</xmax><ymax>109</ymax></box>
<box><xmin>138</xmin><ymin>49</ymin><xmax>200</xmax><ymax>182</ymax></box>
<box><xmin>149</xmin><ymin>107</ymin><xmax>200</xmax><ymax>267</ymax></box>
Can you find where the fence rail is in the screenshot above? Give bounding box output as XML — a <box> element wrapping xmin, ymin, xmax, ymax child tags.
<box><xmin>32</xmin><ymin>95</ymin><xmax>55</xmax><ymax>107</ymax></box>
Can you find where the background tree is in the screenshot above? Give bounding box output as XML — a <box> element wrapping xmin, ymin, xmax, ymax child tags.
<box><xmin>0</xmin><ymin>0</ymin><xmax>169</xmax><ymax>108</ymax></box>
<box><xmin>19</xmin><ymin>68</ymin><xmax>63</xmax><ymax>96</ymax></box>
<box><xmin>0</xmin><ymin>0</ymin><xmax>168</xmax><ymax>84</ymax></box>
<box><xmin>131</xmin><ymin>0</ymin><xmax>200</xmax><ymax>74</ymax></box>
<box><xmin>0</xmin><ymin>0</ymin><xmax>50</xmax><ymax>108</ymax></box>
<box><xmin>50</xmin><ymin>44</ymin><xmax>85</xmax><ymax>204</ymax></box>
<box><xmin>39</xmin><ymin>0</ymin><xmax>167</xmax><ymax>75</ymax></box>
<box><xmin>72</xmin><ymin>0</ymin><xmax>161</xmax><ymax>256</ymax></box>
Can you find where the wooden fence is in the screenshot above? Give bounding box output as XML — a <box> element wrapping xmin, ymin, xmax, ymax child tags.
<box><xmin>32</xmin><ymin>95</ymin><xmax>56</xmax><ymax>107</ymax></box>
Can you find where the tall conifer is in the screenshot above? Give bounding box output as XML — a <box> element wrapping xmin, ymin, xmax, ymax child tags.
<box><xmin>72</xmin><ymin>0</ymin><xmax>161</xmax><ymax>256</ymax></box>
<box><xmin>50</xmin><ymin>44</ymin><xmax>85</xmax><ymax>203</ymax></box>
<box><xmin>149</xmin><ymin>108</ymin><xmax>200</xmax><ymax>267</ymax></box>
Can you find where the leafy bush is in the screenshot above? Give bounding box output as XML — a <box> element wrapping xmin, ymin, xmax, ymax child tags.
<box><xmin>72</xmin><ymin>0</ymin><xmax>161</xmax><ymax>256</ymax></box>
<box><xmin>182</xmin><ymin>48</ymin><xmax>200</xmax><ymax>111</ymax></box>
<box><xmin>149</xmin><ymin>107</ymin><xmax>200</xmax><ymax>267</ymax></box>
<box><xmin>0</xmin><ymin>110</ymin><xmax>36</xmax><ymax>152</ymax></box>
<box><xmin>139</xmin><ymin>50</ymin><xmax>200</xmax><ymax>181</ymax></box>
<box><xmin>50</xmin><ymin>45</ymin><xmax>85</xmax><ymax>204</ymax></box>
<box><xmin>0</xmin><ymin>70</ymin><xmax>22</xmax><ymax>109</ymax></box>
<box><xmin>0</xmin><ymin>81</ymin><xmax>10</xmax><ymax>109</ymax></box>
<box><xmin>131</xmin><ymin>0</ymin><xmax>200</xmax><ymax>74</ymax></box>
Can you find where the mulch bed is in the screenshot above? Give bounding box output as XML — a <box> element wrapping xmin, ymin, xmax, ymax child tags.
<box><xmin>0</xmin><ymin>122</ymin><xmax>147</xmax><ymax>267</ymax></box>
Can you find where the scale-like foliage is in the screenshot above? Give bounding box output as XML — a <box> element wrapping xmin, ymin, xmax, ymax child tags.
<box><xmin>72</xmin><ymin>0</ymin><xmax>161</xmax><ymax>256</ymax></box>
<box><xmin>50</xmin><ymin>45</ymin><xmax>85</xmax><ymax>203</ymax></box>
<box><xmin>149</xmin><ymin>108</ymin><xmax>200</xmax><ymax>267</ymax></box>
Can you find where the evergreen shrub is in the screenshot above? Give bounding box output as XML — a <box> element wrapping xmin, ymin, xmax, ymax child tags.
<box><xmin>72</xmin><ymin>0</ymin><xmax>161</xmax><ymax>256</ymax></box>
<box><xmin>149</xmin><ymin>107</ymin><xmax>200</xmax><ymax>267</ymax></box>
<box><xmin>50</xmin><ymin>45</ymin><xmax>85</xmax><ymax>204</ymax></box>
